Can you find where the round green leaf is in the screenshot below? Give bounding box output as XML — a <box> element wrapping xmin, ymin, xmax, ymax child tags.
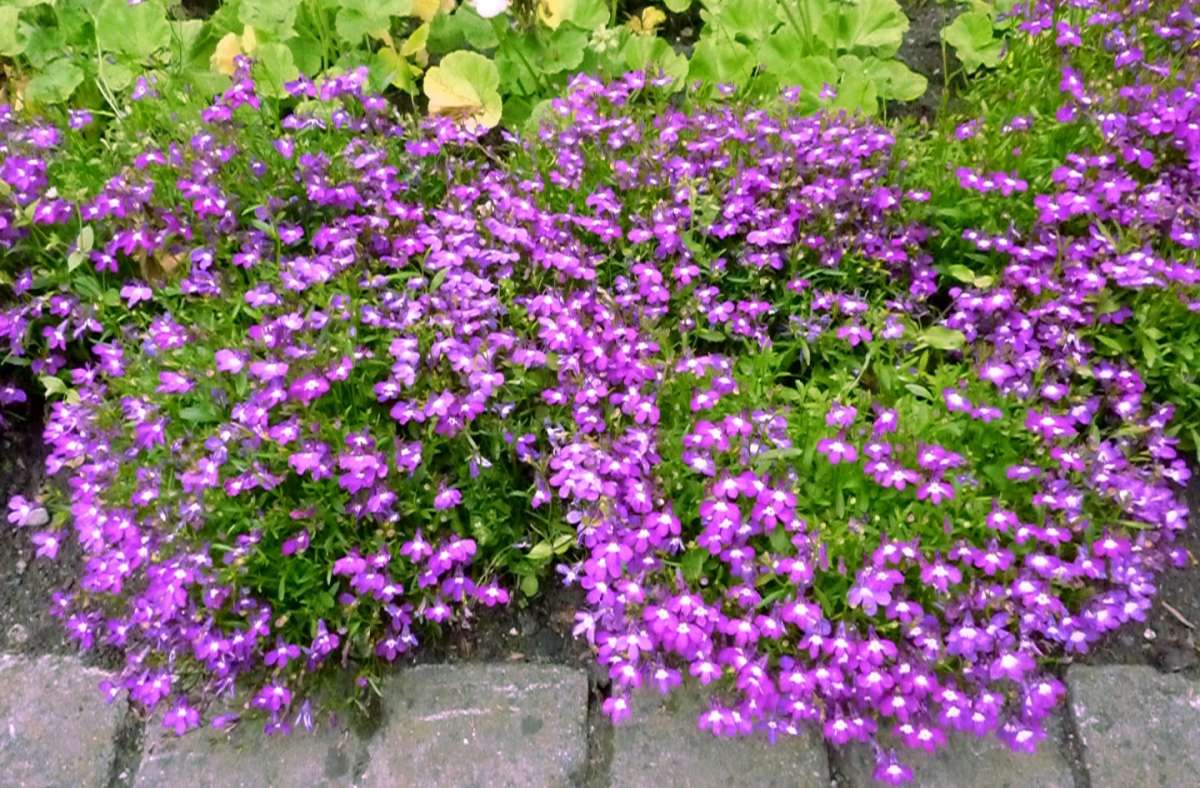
<box><xmin>536</xmin><ymin>29</ymin><xmax>588</xmax><ymax>74</ymax></box>
<box><xmin>335</xmin><ymin>0</ymin><xmax>411</xmax><ymax>43</ymax></box>
<box><xmin>941</xmin><ymin>10</ymin><xmax>1002</xmax><ymax>73</ymax></box>
<box><xmin>701</xmin><ymin>0</ymin><xmax>777</xmax><ymax>42</ymax></box>
<box><xmin>238</xmin><ymin>0</ymin><xmax>300</xmax><ymax>40</ymax></box>
<box><xmin>621</xmin><ymin>36</ymin><xmax>687</xmax><ymax>88</ymax></box>
<box><xmin>837</xmin><ymin>0</ymin><xmax>908</xmax><ymax>54</ymax></box>
<box><xmin>863</xmin><ymin>56</ymin><xmax>927</xmax><ymax>101</ymax></box>
<box><xmin>0</xmin><ymin>8</ymin><xmax>27</xmax><ymax>58</ymax></box>
<box><xmin>688</xmin><ymin>37</ymin><xmax>755</xmax><ymax>86</ymax></box>
<box><xmin>252</xmin><ymin>42</ymin><xmax>300</xmax><ymax>98</ymax></box>
<box><xmin>96</xmin><ymin>0</ymin><xmax>171</xmax><ymax>60</ymax></box>
<box><xmin>24</xmin><ymin>59</ymin><xmax>84</xmax><ymax>105</ymax></box>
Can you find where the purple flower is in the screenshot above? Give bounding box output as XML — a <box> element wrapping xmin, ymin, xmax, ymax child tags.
<box><xmin>156</xmin><ymin>371</ymin><xmax>192</xmax><ymax>394</ymax></box>
<box><xmin>162</xmin><ymin>700</ymin><xmax>200</xmax><ymax>735</ymax></box>
<box><xmin>6</xmin><ymin>495</ymin><xmax>48</xmax><ymax>527</ymax></box>
<box><xmin>433</xmin><ymin>486</ymin><xmax>462</xmax><ymax>510</ymax></box>
<box><xmin>817</xmin><ymin>437</ymin><xmax>858</xmax><ymax>465</ymax></box>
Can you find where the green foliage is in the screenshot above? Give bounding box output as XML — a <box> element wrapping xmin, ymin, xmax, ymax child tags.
<box><xmin>942</xmin><ymin>10</ymin><xmax>1003</xmax><ymax>74</ymax></box>
<box><xmin>689</xmin><ymin>0</ymin><xmax>926</xmax><ymax>114</ymax></box>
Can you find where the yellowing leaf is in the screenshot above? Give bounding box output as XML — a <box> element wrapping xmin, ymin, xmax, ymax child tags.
<box><xmin>423</xmin><ymin>50</ymin><xmax>501</xmax><ymax>130</ymax></box>
<box><xmin>369</xmin><ymin>27</ymin><xmax>395</xmax><ymax>47</ymax></box>
<box><xmin>627</xmin><ymin>6</ymin><xmax>666</xmax><ymax>35</ymax></box>
<box><xmin>413</xmin><ymin>0</ymin><xmax>455</xmax><ymax>21</ymax></box>
<box><xmin>377</xmin><ymin>46</ymin><xmax>416</xmax><ymax>92</ymax></box>
<box><xmin>538</xmin><ymin>0</ymin><xmax>568</xmax><ymax>29</ymax></box>
<box><xmin>211</xmin><ymin>32</ymin><xmax>242</xmax><ymax>76</ymax></box>
<box><xmin>402</xmin><ymin>21</ymin><xmax>430</xmax><ymax>57</ymax></box>
<box><xmin>241</xmin><ymin>25</ymin><xmax>258</xmax><ymax>54</ymax></box>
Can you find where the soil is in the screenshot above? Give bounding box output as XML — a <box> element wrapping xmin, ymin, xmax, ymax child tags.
<box><xmin>414</xmin><ymin>580</ymin><xmax>595</xmax><ymax>670</ymax></box>
<box><xmin>1080</xmin><ymin>476</ymin><xmax>1200</xmax><ymax>675</ymax></box>
<box><xmin>894</xmin><ymin>0</ymin><xmax>957</xmax><ymax>123</ymax></box>
<box><xmin>0</xmin><ymin>367</ymin><xmax>74</xmax><ymax>656</ymax></box>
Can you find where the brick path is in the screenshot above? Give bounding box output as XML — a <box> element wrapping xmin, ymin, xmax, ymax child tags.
<box><xmin>1</xmin><ymin>655</ymin><xmax>1196</xmax><ymax>787</ymax></box>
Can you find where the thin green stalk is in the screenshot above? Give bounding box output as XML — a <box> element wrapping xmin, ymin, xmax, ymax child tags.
<box><xmin>778</xmin><ymin>0</ymin><xmax>812</xmax><ymax>55</ymax></box>
<box><xmin>940</xmin><ymin>39</ymin><xmax>950</xmax><ymax>117</ymax></box>
<box><xmin>87</xmin><ymin>10</ymin><xmax>125</xmax><ymax>120</ymax></box>
<box><xmin>508</xmin><ymin>34</ymin><xmax>551</xmax><ymax>95</ymax></box>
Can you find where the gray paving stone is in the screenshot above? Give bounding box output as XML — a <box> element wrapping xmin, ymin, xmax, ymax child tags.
<box><xmin>361</xmin><ymin>663</ymin><xmax>588</xmax><ymax>788</ymax></box>
<box><xmin>134</xmin><ymin>715</ymin><xmax>362</xmax><ymax>788</ymax></box>
<box><xmin>1068</xmin><ymin>664</ymin><xmax>1200</xmax><ymax>788</ymax></box>
<box><xmin>611</xmin><ymin>685</ymin><xmax>829</xmax><ymax>788</ymax></box>
<box><xmin>0</xmin><ymin>654</ymin><xmax>124</xmax><ymax>788</ymax></box>
<box><xmin>833</xmin><ymin>712</ymin><xmax>1073</xmax><ymax>788</ymax></box>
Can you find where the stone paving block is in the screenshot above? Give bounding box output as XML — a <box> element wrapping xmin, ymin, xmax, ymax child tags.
<box><xmin>611</xmin><ymin>686</ymin><xmax>829</xmax><ymax>788</ymax></box>
<box><xmin>1068</xmin><ymin>664</ymin><xmax>1200</xmax><ymax>788</ymax></box>
<box><xmin>0</xmin><ymin>654</ymin><xmax>124</xmax><ymax>788</ymax></box>
<box><xmin>362</xmin><ymin>663</ymin><xmax>588</xmax><ymax>788</ymax></box>
<box><xmin>135</xmin><ymin>717</ymin><xmax>362</xmax><ymax>788</ymax></box>
<box><xmin>833</xmin><ymin>712</ymin><xmax>1073</xmax><ymax>788</ymax></box>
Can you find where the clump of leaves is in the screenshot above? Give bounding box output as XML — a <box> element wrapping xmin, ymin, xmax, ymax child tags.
<box><xmin>941</xmin><ymin>1</ymin><xmax>1018</xmax><ymax>76</ymax></box>
<box><xmin>687</xmin><ymin>0</ymin><xmax>927</xmax><ymax>113</ymax></box>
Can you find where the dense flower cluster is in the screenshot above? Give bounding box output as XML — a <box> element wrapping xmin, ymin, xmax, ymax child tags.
<box><xmin>0</xmin><ymin>0</ymin><xmax>1197</xmax><ymax>782</ymax></box>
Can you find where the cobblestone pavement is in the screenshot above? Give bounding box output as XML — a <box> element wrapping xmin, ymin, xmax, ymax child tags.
<box><xmin>1</xmin><ymin>655</ymin><xmax>1197</xmax><ymax>787</ymax></box>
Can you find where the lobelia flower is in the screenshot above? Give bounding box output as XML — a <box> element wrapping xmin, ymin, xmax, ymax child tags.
<box><xmin>433</xmin><ymin>486</ymin><xmax>462</xmax><ymax>511</ymax></box>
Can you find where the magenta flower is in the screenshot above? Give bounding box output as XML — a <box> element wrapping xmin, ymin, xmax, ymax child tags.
<box><xmin>162</xmin><ymin>701</ymin><xmax>200</xmax><ymax>736</ymax></box>
<box><xmin>817</xmin><ymin>437</ymin><xmax>858</xmax><ymax>465</ymax></box>
<box><xmin>433</xmin><ymin>486</ymin><xmax>462</xmax><ymax>510</ymax></box>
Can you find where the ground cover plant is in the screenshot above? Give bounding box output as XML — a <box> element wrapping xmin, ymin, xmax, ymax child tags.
<box><xmin>1</xmin><ymin>0</ymin><xmax>1199</xmax><ymax>784</ymax></box>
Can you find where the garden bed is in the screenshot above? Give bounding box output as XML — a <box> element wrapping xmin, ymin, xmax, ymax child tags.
<box><xmin>3</xmin><ymin>1</ymin><xmax>1200</xmax><ymax>785</ymax></box>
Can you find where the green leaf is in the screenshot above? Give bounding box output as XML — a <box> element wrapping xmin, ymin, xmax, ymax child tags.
<box><xmin>944</xmin><ymin>263</ymin><xmax>994</xmax><ymax>288</ymax></box>
<box><xmin>701</xmin><ymin>0</ymin><xmax>777</xmax><ymax>42</ymax></box>
<box><xmin>520</xmin><ymin>574</ymin><xmax>539</xmax><ymax>596</ymax></box>
<box><xmin>21</xmin><ymin>18</ymin><xmax>64</xmax><ymax>68</ymax></box>
<box><xmin>335</xmin><ymin>0</ymin><xmax>411</xmax><ymax>43</ymax></box>
<box><xmin>562</xmin><ymin>0</ymin><xmax>608</xmax><ymax>30</ymax></box>
<box><xmin>103</xmin><ymin>62</ymin><xmax>135</xmax><ymax>92</ymax></box>
<box><xmin>833</xmin><ymin>57</ymin><xmax>878</xmax><ymax>113</ymax></box>
<box><xmin>24</xmin><ymin>59</ymin><xmax>84</xmax><ymax>105</ymax></box>
<box><xmin>238</xmin><ymin>0</ymin><xmax>300</xmax><ymax>39</ymax></box>
<box><xmin>838</xmin><ymin>0</ymin><xmax>908</xmax><ymax>54</ymax></box>
<box><xmin>762</xmin><ymin>36</ymin><xmax>838</xmax><ymax>97</ymax></box>
<box><xmin>621</xmin><ymin>35</ymin><xmax>687</xmax><ymax>88</ymax></box>
<box><xmin>428</xmin><ymin>6</ymin><xmax>498</xmax><ymax>53</ymax></box>
<box><xmin>38</xmin><ymin>374</ymin><xmax>67</xmax><ymax>398</ymax></box>
<box><xmin>169</xmin><ymin>19</ymin><xmax>208</xmax><ymax>66</ymax></box>
<box><xmin>681</xmin><ymin>548</ymin><xmax>708</xmax><ymax>583</ymax></box>
<box><xmin>0</xmin><ymin>8</ymin><xmax>27</xmax><ymax>57</ymax></box>
<box><xmin>862</xmin><ymin>57</ymin><xmax>927</xmax><ymax>101</ymax></box>
<box><xmin>287</xmin><ymin>35</ymin><xmax>324</xmax><ymax>74</ymax></box>
<box><xmin>688</xmin><ymin>37</ymin><xmax>754</xmax><ymax>86</ymax></box>
<box><xmin>665</xmin><ymin>0</ymin><xmax>691</xmax><ymax>10</ymax></box>
<box><xmin>535</xmin><ymin>28</ymin><xmax>588</xmax><ymax>74</ymax></box>
<box><xmin>528</xmin><ymin>541</ymin><xmax>554</xmax><ymax>561</ymax></box>
<box><xmin>252</xmin><ymin>42</ymin><xmax>300</xmax><ymax>98</ymax></box>
<box><xmin>180</xmin><ymin>403</ymin><xmax>220</xmax><ymax>424</ymax></box>
<box><xmin>96</xmin><ymin>0</ymin><xmax>171</xmax><ymax>60</ymax></box>
<box><xmin>941</xmin><ymin>10</ymin><xmax>1002</xmax><ymax>73</ymax></box>
<box><xmin>373</xmin><ymin>47</ymin><xmax>417</xmax><ymax>93</ymax></box>
<box><xmin>904</xmin><ymin>383</ymin><xmax>933</xmax><ymax>400</ymax></box>
<box><xmin>919</xmin><ymin>326</ymin><xmax>967</xmax><ymax>351</ymax></box>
